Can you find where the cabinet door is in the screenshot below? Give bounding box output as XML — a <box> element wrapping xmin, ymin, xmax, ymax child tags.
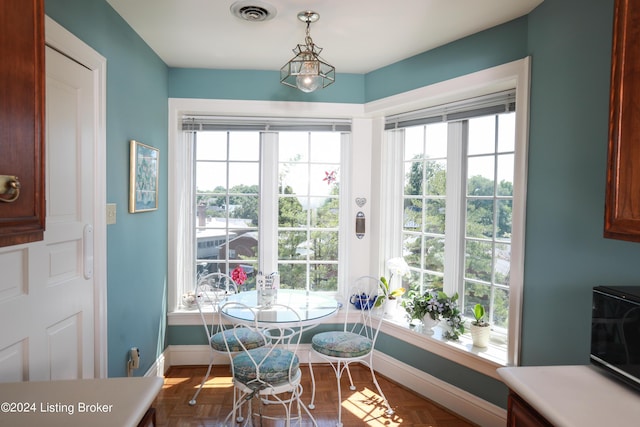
<box><xmin>0</xmin><ymin>0</ymin><xmax>46</xmax><ymax>247</ymax></box>
<box><xmin>605</xmin><ymin>0</ymin><xmax>640</xmax><ymax>242</ymax></box>
<box><xmin>507</xmin><ymin>392</ymin><xmax>553</xmax><ymax>427</ymax></box>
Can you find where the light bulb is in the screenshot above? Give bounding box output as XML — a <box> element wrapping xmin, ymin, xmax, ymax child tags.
<box><xmin>296</xmin><ymin>60</ymin><xmax>321</xmax><ymax>92</ymax></box>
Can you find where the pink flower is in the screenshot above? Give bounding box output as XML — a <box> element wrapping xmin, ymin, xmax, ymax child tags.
<box><xmin>231</xmin><ymin>265</ymin><xmax>247</xmax><ymax>285</ymax></box>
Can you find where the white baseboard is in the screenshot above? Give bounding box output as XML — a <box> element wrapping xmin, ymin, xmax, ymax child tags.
<box><xmin>159</xmin><ymin>344</ymin><xmax>506</xmax><ymax>427</ymax></box>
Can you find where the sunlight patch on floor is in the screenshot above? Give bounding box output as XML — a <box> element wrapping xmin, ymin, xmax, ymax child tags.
<box><xmin>342</xmin><ymin>386</ymin><xmax>404</xmax><ymax>426</ymax></box>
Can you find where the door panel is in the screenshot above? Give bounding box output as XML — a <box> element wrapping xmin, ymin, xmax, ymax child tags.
<box><xmin>0</xmin><ymin>46</ymin><xmax>96</xmax><ymax>382</ymax></box>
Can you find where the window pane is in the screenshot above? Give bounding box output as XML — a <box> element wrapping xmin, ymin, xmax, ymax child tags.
<box><xmin>498</xmin><ymin>112</ymin><xmax>515</xmax><ymax>153</ymax></box>
<box><xmin>425</xmin><ymin>160</ymin><xmax>447</xmax><ymax>196</ymax></box>
<box><xmin>466</xmin><ymin>199</ymin><xmax>494</xmax><ymax>239</ymax></box>
<box><xmin>404</xmin><ymin>127</ymin><xmax>424</xmax><ymax>160</ymax></box>
<box><xmin>425</xmin><ymin>123</ymin><xmax>447</xmax><ymax>158</ymax></box>
<box><xmin>279</xmin><ymin>132</ymin><xmax>308</xmax><ymax>162</ymax></box>
<box><xmin>310</xmin><ymin>132</ymin><xmax>341</xmax><ymax>162</ymax></box>
<box><xmin>310</xmin><ymin>263</ymin><xmax>338</xmax><ymax>291</ymax></box>
<box><xmin>497</xmin><ymin>153</ymin><xmax>514</xmax><ymax>196</ymax></box>
<box><xmin>423</xmin><ymin>236</ymin><xmax>445</xmax><ymax>272</ymax></box>
<box><xmin>425</xmin><ymin>198</ymin><xmax>446</xmax><ymax>234</ymax></box>
<box><xmin>228</xmin><ymin>162</ymin><xmax>259</xmax><ymax>189</ymax></box>
<box><xmin>278</xmin><ymin>230</ymin><xmax>307</xmax><ymax>259</ymax></box>
<box><xmin>404</xmin><ymin>161</ymin><xmax>422</xmax><ymax>195</ymax></box>
<box><xmin>467</xmin><ymin>156</ymin><xmax>495</xmax><ymax>196</ymax></box>
<box><xmin>404</xmin><ymin>199</ymin><xmax>422</xmax><ymax>230</ymax></box>
<box><xmin>309</xmin><ymin>231</ymin><xmax>338</xmax><ymax>260</ymax></box>
<box><xmin>277</xmin><ymin>263</ymin><xmax>307</xmax><ymax>290</ymax></box>
<box><xmin>463</xmin><ymin>281</ymin><xmax>491</xmax><ymax>318</ymax></box>
<box><xmin>495</xmin><ymin>243</ymin><xmax>511</xmax><ymax>286</ymax></box>
<box><xmin>464</xmin><ymin>240</ymin><xmax>492</xmax><ymax>282</ymax></box>
<box><xmin>278</xmin><ymin>196</ymin><xmax>306</xmax><ymax>228</ymax></box>
<box><xmin>311</xmin><ymin>197</ymin><xmax>339</xmax><ymax>227</ymax></box>
<box><xmin>196</xmin><ymin>162</ymin><xmax>227</xmax><ymax>192</ymax></box>
<box><xmin>280</xmin><ymin>163</ymin><xmax>309</xmax><ymax>195</ymax></box>
<box><xmin>493</xmin><ymin>287</ymin><xmax>509</xmax><ymax>329</ymax></box>
<box><xmin>496</xmin><ymin>200</ymin><xmax>512</xmax><ymax>240</ymax></box>
<box><xmin>310</xmin><ymin>164</ymin><xmax>340</xmax><ymax>196</ymax></box>
<box><xmin>468</xmin><ymin>115</ymin><xmax>496</xmax><ymax>155</ymax></box>
<box><xmin>229</xmin><ymin>132</ymin><xmax>259</xmax><ymax>161</ymax></box>
<box><xmin>196</xmin><ymin>132</ymin><xmax>227</xmax><ymax>161</ymax></box>
<box><xmin>403</xmin><ymin>233</ymin><xmax>421</xmax><ymax>268</ymax></box>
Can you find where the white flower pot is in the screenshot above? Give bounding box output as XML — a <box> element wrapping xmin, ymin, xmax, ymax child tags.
<box><xmin>422</xmin><ymin>315</ymin><xmax>439</xmax><ymax>333</ymax></box>
<box><xmin>470</xmin><ymin>323</ymin><xmax>490</xmax><ymax>348</ymax></box>
<box><xmin>384</xmin><ymin>298</ymin><xmax>398</xmax><ymax>317</ymax></box>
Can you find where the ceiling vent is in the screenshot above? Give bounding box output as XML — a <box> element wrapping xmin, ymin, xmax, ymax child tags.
<box><xmin>230</xmin><ymin>1</ymin><xmax>277</xmax><ymax>22</ymax></box>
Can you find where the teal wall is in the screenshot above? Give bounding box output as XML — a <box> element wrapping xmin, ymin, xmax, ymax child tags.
<box><xmin>169</xmin><ymin>68</ymin><xmax>364</xmax><ymax>103</ymax></box>
<box><xmin>45</xmin><ymin>0</ymin><xmax>169</xmax><ymax>378</ymax></box>
<box><xmin>43</xmin><ymin>0</ymin><xmax>637</xmax><ymax>411</ymax></box>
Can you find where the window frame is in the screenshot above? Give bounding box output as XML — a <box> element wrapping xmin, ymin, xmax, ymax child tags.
<box><xmin>370</xmin><ymin>57</ymin><xmax>530</xmax><ymax>367</ymax></box>
<box><xmin>168</xmin><ymin>57</ymin><xmax>530</xmax><ymax>372</ymax></box>
<box><xmin>168</xmin><ymin>99</ymin><xmax>365</xmax><ymax>316</ymax></box>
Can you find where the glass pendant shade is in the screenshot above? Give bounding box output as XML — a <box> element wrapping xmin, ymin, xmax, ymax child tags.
<box><xmin>296</xmin><ymin>60</ymin><xmax>322</xmax><ymax>92</ymax></box>
<box><xmin>280</xmin><ymin>11</ymin><xmax>335</xmax><ymax>92</ymax></box>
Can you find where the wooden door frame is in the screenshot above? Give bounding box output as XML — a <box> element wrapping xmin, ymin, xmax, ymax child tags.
<box><xmin>45</xmin><ymin>16</ymin><xmax>108</xmax><ymax>378</ymax></box>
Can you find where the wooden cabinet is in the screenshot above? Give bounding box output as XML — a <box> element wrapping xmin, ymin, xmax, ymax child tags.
<box><xmin>605</xmin><ymin>0</ymin><xmax>640</xmax><ymax>242</ymax></box>
<box><xmin>0</xmin><ymin>0</ymin><xmax>46</xmax><ymax>247</ymax></box>
<box><xmin>507</xmin><ymin>391</ymin><xmax>553</xmax><ymax>427</ymax></box>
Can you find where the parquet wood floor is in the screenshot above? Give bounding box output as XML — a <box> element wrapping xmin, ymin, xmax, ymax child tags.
<box><xmin>154</xmin><ymin>365</ymin><xmax>478</xmax><ymax>426</ymax></box>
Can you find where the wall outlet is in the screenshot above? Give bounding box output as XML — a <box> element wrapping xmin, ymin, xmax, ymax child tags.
<box><xmin>106</xmin><ymin>203</ymin><xmax>116</xmax><ymax>225</ymax></box>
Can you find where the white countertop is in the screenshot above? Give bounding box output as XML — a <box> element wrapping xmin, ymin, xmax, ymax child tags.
<box><xmin>498</xmin><ymin>365</ymin><xmax>640</xmax><ymax>426</ymax></box>
<box><xmin>0</xmin><ymin>376</ymin><xmax>163</xmax><ymax>427</ymax></box>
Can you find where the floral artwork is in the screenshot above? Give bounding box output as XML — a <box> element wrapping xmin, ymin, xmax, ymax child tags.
<box><xmin>323</xmin><ymin>170</ymin><xmax>337</xmax><ymax>185</ymax></box>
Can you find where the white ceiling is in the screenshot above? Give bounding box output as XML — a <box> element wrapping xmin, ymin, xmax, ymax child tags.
<box><xmin>106</xmin><ymin>0</ymin><xmax>543</xmax><ymax>74</ymax></box>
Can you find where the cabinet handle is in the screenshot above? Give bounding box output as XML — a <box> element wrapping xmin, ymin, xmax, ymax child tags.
<box><xmin>0</xmin><ymin>175</ymin><xmax>21</xmax><ymax>203</ymax></box>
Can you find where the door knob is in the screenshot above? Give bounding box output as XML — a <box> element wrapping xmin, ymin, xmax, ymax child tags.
<box><xmin>0</xmin><ymin>175</ymin><xmax>21</xmax><ymax>203</ymax></box>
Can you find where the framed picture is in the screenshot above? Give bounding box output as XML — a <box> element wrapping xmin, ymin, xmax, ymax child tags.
<box><xmin>129</xmin><ymin>140</ymin><xmax>159</xmax><ymax>213</ymax></box>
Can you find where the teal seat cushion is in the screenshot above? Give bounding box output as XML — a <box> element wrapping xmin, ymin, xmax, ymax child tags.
<box><xmin>210</xmin><ymin>328</ymin><xmax>265</xmax><ymax>352</ymax></box>
<box><xmin>233</xmin><ymin>347</ymin><xmax>299</xmax><ymax>386</ymax></box>
<box><xmin>312</xmin><ymin>331</ymin><xmax>372</xmax><ymax>358</ymax></box>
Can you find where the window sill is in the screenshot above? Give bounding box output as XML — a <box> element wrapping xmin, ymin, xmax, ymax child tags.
<box><xmin>380</xmin><ymin>314</ymin><xmax>507</xmax><ymax>380</ymax></box>
<box><xmin>167</xmin><ymin>308</ymin><xmax>507</xmax><ymax>380</ymax></box>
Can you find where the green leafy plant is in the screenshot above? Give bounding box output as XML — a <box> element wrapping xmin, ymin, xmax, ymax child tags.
<box><xmin>402</xmin><ymin>289</ymin><xmax>465</xmax><ymax>340</ymax></box>
<box><xmin>471</xmin><ymin>303</ymin><xmax>489</xmax><ymax>327</ymax></box>
<box><xmin>374</xmin><ymin>276</ymin><xmax>406</xmax><ymax>308</ymax></box>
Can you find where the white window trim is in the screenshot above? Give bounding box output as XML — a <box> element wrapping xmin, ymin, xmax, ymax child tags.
<box><xmin>367</xmin><ymin>57</ymin><xmax>530</xmax><ymax>369</ymax></box>
<box><xmin>168</xmin><ymin>98</ymin><xmax>366</xmax><ymax>314</ymax></box>
<box><xmin>168</xmin><ymin>57</ymin><xmax>530</xmax><ymax>374</ymax></box>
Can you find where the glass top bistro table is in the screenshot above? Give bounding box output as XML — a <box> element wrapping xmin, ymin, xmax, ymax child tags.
<box><xmin>219</xmin><ymin>289</ymin><xmax>338</xmax><ymax>425</ymax></box>
<box><xmin>220</xmin><ymin>289</ymin><xmax>339</xmax><ymax>328</ymax></box>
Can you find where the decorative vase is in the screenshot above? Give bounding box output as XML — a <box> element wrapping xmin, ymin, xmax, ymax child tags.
<box><xmin>422</xmin><ymin>315</ymin><xmax>439</xmax><ymax>333</ymax></box>
<box><xmin>470</xmin><ymin>324</ymin><xmax>490</xmax><ymax>348</ymax></box>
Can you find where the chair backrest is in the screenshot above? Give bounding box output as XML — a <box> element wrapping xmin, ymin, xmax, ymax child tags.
<box><xmin>343</xmin><ymin>275</ymin><xmax>388</xmax><ymax>345</ymax></box>
<box><xmin>194</xmin><ymin>272</ymin><xmax>239</xmax><ymax>340</ymax></box>
<box><xmin>221</xmin><ymin>301</ymin><xmax>303</xmax><ymax>391</ymax></box>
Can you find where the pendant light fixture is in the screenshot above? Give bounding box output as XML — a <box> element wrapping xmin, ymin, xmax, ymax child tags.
<box><xmin>280</xmin><ymin>11</ymin><xmax>335</xmax><ymax>92</ymax></box>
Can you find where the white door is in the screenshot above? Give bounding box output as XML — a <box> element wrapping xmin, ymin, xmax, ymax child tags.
<box><xmin>0</xmin><ymin>46</ymin><xmax>97</xmax><ymax>382</ymax></box>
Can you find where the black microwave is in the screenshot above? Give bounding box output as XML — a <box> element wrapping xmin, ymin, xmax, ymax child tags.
<box><xmin>591</xmin><ymin>285</ymin><xmax>640</xmax><ymax>391</ymax></box>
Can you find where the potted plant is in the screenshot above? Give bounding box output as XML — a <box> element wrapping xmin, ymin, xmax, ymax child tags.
<box><xmin>469</xmin><ymin>303</ymin><xmax>490</xmax><ymax>348</ymax></box>
<box><xmin>374</xmin><ymin>257</ymin><xmax>408</xmax><ymax>316</ymax></box>
<box><xmin>374</xmin><ymin>276</ymin><xmax>406</xmax><ymax>312</ymax></box>
<box><xmin>402</xmin><ymin>289</ymin><xmax>465</xmax><ymax>340</ymax></box>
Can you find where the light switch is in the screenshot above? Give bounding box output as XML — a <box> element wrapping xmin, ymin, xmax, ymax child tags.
<box><xmin>106</xmin><ymin>203</ymin><xmax>116</xmax><ymax>225</ymax></box>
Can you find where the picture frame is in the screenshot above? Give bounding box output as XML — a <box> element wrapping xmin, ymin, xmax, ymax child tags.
<box><xmin>604</xmin><ymin>0</ymin><xmax>640</xmax><ymax>241</ymax></box>
<box><xmin>129</xmin><ymin>140</ymin><xmax>159</xmax><ymax>213</ymax></box>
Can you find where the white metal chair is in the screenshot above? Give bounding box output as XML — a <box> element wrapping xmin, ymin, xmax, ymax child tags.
<box><xmin>189</xmin><ymin>272</ymin><xmax>266</xmax><ymax>407</ymax></box>
<box><xmin>308</xmin><ymin>275</ymin><xmax>394</xmax><ymax>426</ymax></box>
<box><xmin>222</xmin><ymin>301</ymin><xmax>317</xmax><ymax>427</ymax></box>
